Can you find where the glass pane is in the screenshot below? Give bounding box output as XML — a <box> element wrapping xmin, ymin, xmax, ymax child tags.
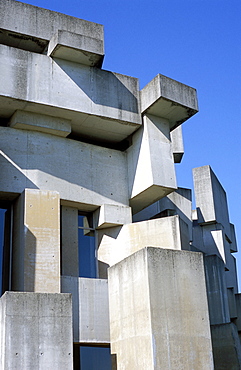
<box><xmin>80</xmin><ymin>346</ymin><xmax>112</xmax><ymax>370</ymax></box>
<box><xmin>0</xmin><ymin>209</ymin><xmax>6</xmax><ymax>296</ymax></box>
<box><xmin>78</xmin><ymin>215</ymin><xmax>96</xmax><ymax>278</ymax></box>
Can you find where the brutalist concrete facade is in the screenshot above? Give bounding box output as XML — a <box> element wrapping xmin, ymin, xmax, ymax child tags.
<box><xmin>0</xmin><ymin>1</ymin><xmax>240</xmax><ymax>369</ymax></box>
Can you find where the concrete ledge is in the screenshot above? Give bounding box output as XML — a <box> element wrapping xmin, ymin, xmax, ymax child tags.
<box><xmin>140</xmin><ymin>74</ymin><xmax>198</xmax><ymax>129</ymax></box>
<box><xmin>9</xmin><ymin>110</ymin><xmax>71</xmax><ymax>137</ymax></box>
<box><xmin>48</xmin><ymin>30</ymin><xmax>104</xmax><ymax>67</ymax></box>
<box><xmin>93</xmin><ymin>204</ymin><xmax>132</xmax><ymax>229</ymax></box>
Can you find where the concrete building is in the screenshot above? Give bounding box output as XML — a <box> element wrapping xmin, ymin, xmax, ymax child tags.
<box><xmin>0</xmin><ymin>1</ymin><xmax>240</xmax><ymax>368</ymax></box>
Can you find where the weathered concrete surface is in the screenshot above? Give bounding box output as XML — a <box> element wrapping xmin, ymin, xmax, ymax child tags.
<box><xmin>12</xmin><ymin>189</ymin><xmax>60</xmax><ymax>292</ymax></box>
<box><xmin>0</xmin><ymin>0</ymin><xmax>104</xmax><ymax>53</ymax></box>
<box><xmin>0</xmin><ymin>45</ymin><xmax>141</xmax><ymax>142</ymax></box>
<box><xmin>0</xmin><ymin>127</ymin><xmax>129</xmax><ymax>210</ymax></box>
<box><xmin>9</xmin><ymin>110</ymin><xmax>71</xmax><ymax>137</ymax></box>
<box><xmin>98</xmin><ymin>215</ymin><xmax>190</xmax><ymax>272</ymax></box>
<box><xmin>61</xmin><ymin>206</ymin><xmax>79</xmax><ymax>277</ymax></box>
<box><xmin>170</xmin><ymin>125</ymin><xmax>184</xmax><ymax>163</ymax></box>
<box><xmin>0</xmin><ymin>292</ymin><xmax>73</xmax><ymax>370</ymax></box>
<box><xmin>108</xmin><ymin>247</ymin><xmax>213</xmax><ymax>369</ymax></box>
<box><xmin>193</xmin><ymin>165</ymin><xmax>231</xmax><ymax>240</ymax></box>
<box><xmin>204</xmin><ymin>255</ymin><xmax>230</xmax><ymax>325</ymax></box>
<box><xmin>61</xmin><ymin>276</ymin><xmax>110</xmax><ymax>344</ymax></box>
<box><xmin>47</xmin><ymin>30</ymin><xmax>104</xmax><ymax>66</ymax></box>
<box><xmin>211</xmin><ymin>323</ymin><xmax>241</xmax><ymax>370</ymax></box>
<box><xmin>93</xmin><ymin>204</ymin><xmax>132</xmax><ymax>229</ymax></box>
<box><xmin>133</xmin><ymin>187</ymin><xmax>192</xmax><ymax>241</ymax></box>
<box><xmin>140</xmin><ymin>74</ymin><xmax>198</xmax><ymax>129</ymax></box>
<box><xmin>127</xmin><ymin>114</ymin><xmax>177</xmax><ymax>213</ymax></box>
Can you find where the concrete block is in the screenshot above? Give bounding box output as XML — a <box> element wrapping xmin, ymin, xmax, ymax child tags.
<box><xmin>202</xmin><ymin>224</ymin><xmax>226</xmax><ymax>262</ymax></box>
<box><xmin>127</xmin><ymin>114</ymin><xmax>177</xmax><ymax>213</ymax></box>
<box><xmin>225</xmin><ymin>252</ymin><xmax>239</xmax><ymax>293</ymax></box>
<box><xmin>230</xmin><ymin>223</ymin><xmax>238</xmax><ymax>253</ymax></box>
<box><xmin>203</xmin><ymin>255</ymin><xmax>230</xmax><ymax>325</ymax></box>
<box><xmin>98</xmin><ymin>215</ymin><xmax>190</xmax><ymax>270</ymax></box>
<box><xmin>193</xmin><ymin>165</ymin><xmax>231</xmax><ymax>239</ymax></box>
<box><xmin>227</xmin><ymin>288</ymin><xmax>237</xmax><ymax>319</ymax></box>
<box><xmin>235</xmin><ymin>294</ymin><xmax>241</xmax><ymax>331</ymax></box>
<box><xmin>0</xmin><ymin>46</ymin><xmax>141</xmax><ymax>143</ymax></box>
<box><xmin>133</xmin><ymin>187</ymin><xmax>192</xmax><ymax>242</ymax></box>
<box><xmin>170</xmin><ymin>125</ymin><xmax>184</xmax><ymax>163</ymax></box>
<box><xmin>108</xmin><ymin>247</ymin><xmax>213</xmax><ymax>369</ymax></box>
<box><xmin>9</xmin><ymin>110</ymin><xmax>71</xmax><ymax>137</ymax></box>
<box><xmin>48</xmin><ymin>30</ymin><xmax>104</xmax><ymax>67</ymax></box>
<box><xmin>0</xmin><ymin>292</ymin><xmax>73</xmax><ymax>370</ymax></box>
<box><xmin>12</xmin><ymin>189</ymin><xmax>60</xmax><ymax>293</ymax></box>
<box><xmin>0</xmin><ymin>127</ymin><xmax>129</xmax><ymax>210</ymax></box>
<box><xmin>61</xmin><ymin>276</ymin><xmax>110</xmax><ymax>344</ymax></box>
<box><xmin>140</xmin><ymin>74</ymin><xmax>198</xmax><ymax>129</ymax></box>
<box><xmin>211</xmin><ymin>322</ymin><xmax>241</xmax><ymax>370</ymax></box>
<box><xmin>93</xmin><ymin>204</ymin><xmax>132</xmax><ymax>229</ymax></box>
<box><xmin>61</xmin><ymin>206</ymin><xmax>79</xmax><ymax>277</ymax></box>
<box><xmin>0</xmin><ymin>0</ymin><xmax>104</xmax><ymax>53</ymax></box>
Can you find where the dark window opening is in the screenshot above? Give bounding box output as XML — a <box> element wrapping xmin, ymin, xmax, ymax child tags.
<box><xmin>73</xmin><ymin>344</ymin><xmax>112</xmax><ymax>370</ymax></box>
<box><xmin>78</xmin><ymin>214</ymin><xmax>97</xmax><ymax>278</ymax></box>
<box><xmin>0</xmin><ymin>203</ymin><xmax>12</xmax><ymax>296</ymax></box>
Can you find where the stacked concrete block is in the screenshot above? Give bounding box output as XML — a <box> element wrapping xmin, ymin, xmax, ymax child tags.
<box><xmin>0</xmin><ymin>1</ymin><xmax>239</xmax><ymax>369</ymax></box>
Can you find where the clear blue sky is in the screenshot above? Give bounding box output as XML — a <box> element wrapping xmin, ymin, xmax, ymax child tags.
<box><xmin>20</xmin><ymin>0</ymin><xmax>241</xmax><ymax>286</ymax></box>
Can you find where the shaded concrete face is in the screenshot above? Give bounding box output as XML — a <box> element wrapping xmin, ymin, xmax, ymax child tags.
<box><xmin>108</xmin><ymin>247</ymin><xmax>213</xmax><ymax>370</ymax></box>
<box><xmin>12</xmin><ymin>189</ymin><xmax>60</xmax><ymax>293</ymax></box>
<box><xmin>61</xmin><ymin>276</ymin><xmax>110</xmax><ymax>344</ymax></box>
<box><xmin>0</xmin><ymin>292</ymin><xmax>73</xmax><ymax>370</ymax></box>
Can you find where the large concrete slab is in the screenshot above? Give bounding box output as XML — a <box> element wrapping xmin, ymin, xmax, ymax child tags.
<box><xmin>12</xmin><ymin>189</ymin><xmax>60</xmax><ymax>292</ymax></box>
<box><xmin>61</xmin><ymin>276</ymin><xmax>110</xmax><ymax>344</ymax></box>
<box><xmin>0</xmin><ymin>45</ymin><xmax>141</xmax><ymax>143</ymax></box>
<box><xmin>140</xmin><ymin>74</ymin><xmax>198</xmax><ymax>129</ymax></box>
<box><xmin>0</xmin><ymin>292</ymin><xmax>73</xmax><ymax>370</ymax></box>
<box><xmin>108</xmin><ymin>247</ymin><xmax>213</xmax><ymax>369</ymax></box>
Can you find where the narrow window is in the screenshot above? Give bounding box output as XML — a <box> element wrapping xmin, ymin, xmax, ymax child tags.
<box><xmin>0</xmin><ymin>204</ymin><xmax>12</xmax><ymax>296</ymax></box>
<box><xmin>74</xmin><ymin>345</ymin><xmax>112</xmax><ymax>370</ymax></box>
<box><xmin>78</xmin><ymin>214</ymin><xmax>97</xmax><ymax>278</ymax></box>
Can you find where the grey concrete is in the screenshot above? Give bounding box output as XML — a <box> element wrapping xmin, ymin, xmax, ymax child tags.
<box><xmin>0</xmin><ymin>292</ymin><xmax>73</xmax><ymax>370</ymax></box>
<box><xmin>61</xmin><ymin>276</ymin><xmax>110</xmax><ymax>344</ymax></box>
<box><xmin>227</xmin><ymin>287</ymin><xmax>238</xmax><ymax>319</ymax></box>
<box><xmin>211</xmin><ymin>323</ymin><xmax>241</xmax><ymax>370</ymax></box>
<box><xmin>140</xmin><ymin>74</ymin><xmax>198</xmax><ymax>129</ymax></box>
<box><xmin>108</xmin><ymin>247</ymin><xmax>213</xmax><ymax>369</ymax></box>
<box><xmin>48</xmin><ymin>30</ymin><xmax>104</xmax><ymax>67</ymax></box>
<box><xmin>203</xmin><ymin>255</ymin><xmax>230</xmax><ymax>325</ymax></box>
<box><xmin>235</xmin><ymin>294</ymin><xmax>241</xmax><ymax>331</ymax></box>
<box><xmin>230</xmin><ymin>223</ymin><xmax>238</xmax><ymax>253</ymax></box>
<box><xmin>170</xmin><ymin>125</ymin><xmax>184</xmax><ymax>163</ymax></box>
<box><xmin>0</xmin><ymin>0</ymin><xmax>104</xmax><ymax>53</ymax></box>
<box><xmin>93</xmin><ymin>204</ymin><xmax>132</xmax><ymax>229</ymax></box>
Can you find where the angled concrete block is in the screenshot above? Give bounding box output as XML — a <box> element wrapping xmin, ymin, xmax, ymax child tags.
<box><xmin>193</xmin><ymin>165</ymin><xmax>231</xmax><ymax>239</ymax></box>
<box><xmin>93</xmin><ymin>204</ymin><xmax>132</xmax><ymax>229</ymax></box>
<box><xmin>133</xmin><ymin>187</ymin><xmax>192</xmax><ymax>242</ymax></box>
<box><xmin>140</xmin><ymin>74</ymin><xmax>198</xmax><ymax>129</ymax></box>
<box><xmin>61</xmin><ymin>276</ymin><xmax>110</xmax><ymax>344</ymax></box>
<box><xmin>203</xmin><ymin>255</ymin><xmax>230</xmax><ymax>325</ymax></box>
<box><xmin>127</xmin><ymin>114</ymin><xmax>177</xmax><ymax>213</ymax></box>
<box><xmin>48</xmin><ymin>30</ymin><xmax>104</xmax><ymax>67</ymax></box>
<box><xmin>98</xmin><ymin>215</ymin><xmax>190</xmax><ymax>274</ymax></box>
<box><xmin>108</xmin><ymin>248</ymin><xmax>213</xmax><ymax>369</ymax></box>
<box><xmin>0</xmin><ymin>292</ymin><xmax>73</xmax><ymax>370</ymax></box>
<box><xmin>9</xmin><ymin>110</ymin><xmax>71</xmax><ymax>137</ymax></box>
<box><xmin>211</xmin><ymin>323</ymin><xmax>241</xmax><ymax>370</ymax></box>
<box><xmin>12</xmin><ymin>189</ymin><xmax>60</xmax><ymax>293</ymax></box>
<box><xmin>170</xmin><ymin>125</ymin><xmax>184</xmax><ymax>163</ymax></box>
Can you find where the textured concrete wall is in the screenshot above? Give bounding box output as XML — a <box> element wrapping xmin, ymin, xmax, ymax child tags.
<box><xmin>12</xmin><ymin>189</ymin><xmax>60</xmax><ymax>292</ymax></box>
<box><xmin>108</xmin><ymin>247</ymin><xmax>213</xmax><ymax>369</ymax></box>
<box><xmin>61</xmin><ymin>276</ymin><xmax>110</xmax><ymax>344</ymax></box>
<box><xmin>0</xmin><ymin>292</ymin><xmax>73</xmax><ymax>370</ymax></box>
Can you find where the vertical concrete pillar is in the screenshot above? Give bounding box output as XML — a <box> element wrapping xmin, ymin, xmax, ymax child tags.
<box><xmin>0</xmin><ymin>292</ymin><xmax>73</xmax><ymax>370</ymax></box>
<box><xmin>61</xmin><ymin>206</ymin><xmax>79</xmax><ymax>277</ymax></box>
<box><xmin>108</xmin><ymin>247</ymin><xmax>214</xmax><ymax>369</ymax></box>
<box><xmin>12</xmin><ymin>189</ymin><xmax>60</xmax><ymax>293</ymax></box>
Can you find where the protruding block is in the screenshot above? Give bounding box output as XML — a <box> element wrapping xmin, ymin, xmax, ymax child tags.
<box><xmin>127</xmin><ymin>114</ymin><xmax>177</xmax><ymax>213</ymax></box>
<box><xmin>93</xmin><ymin>204</ymin><xmax>132</xmax><ymax>229</ymax></box>
<box><xmin>140</xmin><ymin>74</ymin><xmax>198</xmax><ymax>129</ymax></box>
<box><xmin>170</xmin><ymin>125</ymin><xmax>184</xmax><ymax>163</ymax></box>
<box><xmin>61</xmin><ymin>276</ymin><xmax>110</xmax><ymax>344</ymax></box>
<box><xmin>203</xmin><ymin>255</ymin><xmax>230</xmax><ymax>325</ymax></box>
<box><xmin>12</xmin><ymin>189</ymin><xmax>60</xmax><ymax>293</ymax></box>
<box><xmin>9</xmin><ymin>110</ymin><xmax>71</xmax><ymax>137</ymax></box>
<box><xmin>230</xmin><ymin>223</ymin><xmax>238</xmax><ymax>253</ymax></box>
<box><xmin>98</xmin><ymin>215</ymin><xmax>190</xmax><ymax>269</ymax></box>
<box><xmin>48</xmin><ymin>30</ymin><xmax>104</xmax><ymax>67</ymax></box>
<box><xmin>0</xmin><ymin>292</ymin><xmax>73</xmax><ymax>370</ymax></box>
<box><xmin>108</xmin><ymin>247</ymin><xmax>213</xmax><ymax>369</ymax></box>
